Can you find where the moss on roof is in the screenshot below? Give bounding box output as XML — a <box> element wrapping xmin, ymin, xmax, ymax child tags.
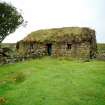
<box><xmin>23</xmin><ymin>27</ymin><xmax>95</xmax><ymax>42</ymax></box>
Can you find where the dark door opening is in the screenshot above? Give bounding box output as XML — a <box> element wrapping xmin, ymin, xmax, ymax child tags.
<box><xmin>46</xmin><ymin>44</ymin><xmax>52</xmax><ymax>56</ymax></box>
<box><xmin>67</xmin><ymin>44</ymin><xmax>72</xmax><ymax>49</ymax></box>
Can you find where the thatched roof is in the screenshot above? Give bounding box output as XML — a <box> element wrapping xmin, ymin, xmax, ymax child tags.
<box><xmin>22</xmin><ymin>27</ymin><xmax>95</xmax><ymax>43</ymax></box>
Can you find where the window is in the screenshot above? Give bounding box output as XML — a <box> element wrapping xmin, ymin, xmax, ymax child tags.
<box><xmin>67</xmin><ymin>44</ymin><xmax>72</xmax><ymax>49</ymax></box>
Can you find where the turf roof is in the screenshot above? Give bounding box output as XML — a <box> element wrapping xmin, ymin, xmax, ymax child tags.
<box><xmin>23</xmin><ymin>27</ymin><xmax>94</xmax><ymax>42</ymax></box>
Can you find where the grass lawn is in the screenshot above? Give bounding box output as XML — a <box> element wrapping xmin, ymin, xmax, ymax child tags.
<box><xmin>0</xmin><ymin>57</ymin><xmax>105</xmax><ymax>105</ymax></box>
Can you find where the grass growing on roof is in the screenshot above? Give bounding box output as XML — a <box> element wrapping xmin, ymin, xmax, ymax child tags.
<box><xmin>0</xmin><ymin>57</ymin><xmax>105</xmax><ymax>105</ymax></box>
<box><xmin>23</xmin><ymin>27</ymin><xmax>93</xmax><ymax>42</ymax></box>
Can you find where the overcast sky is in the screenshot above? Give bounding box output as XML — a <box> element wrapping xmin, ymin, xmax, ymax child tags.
<box><xmin>1</xmin><ymin>0</ymin><xmax>105</xmax><ymax>43</ymax></box>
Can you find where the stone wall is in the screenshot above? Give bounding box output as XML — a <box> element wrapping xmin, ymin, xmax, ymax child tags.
<box><xmin>17</xmin><ymin>40</ymin><xmax>95</xmax><ymax>59</ymax></box>
<box><xmin>0</xmin><ymin>48</ymin><xmax>20</xmax><ymax>65</ymax></box>
<box><xmin>17</xmin><ymin>42</ymin><xmax>47</xmax><ymax>58</ymax></box>
<box><xmin>51</xmin><ymin>42</ymin><xmax>91</xmax><ymax>58</ymax></box>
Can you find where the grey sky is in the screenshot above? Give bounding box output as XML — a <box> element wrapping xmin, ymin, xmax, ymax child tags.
<box><xmin>2</xmin><ymin>0</ymin><xmax>105</xmax><ymax>43</ymax></box>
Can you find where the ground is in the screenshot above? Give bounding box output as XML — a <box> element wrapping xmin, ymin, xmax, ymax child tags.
<box><xmin>0</xmin><ymin>57</ymin><xmax>105</xmax><ymax>105</ymax></box>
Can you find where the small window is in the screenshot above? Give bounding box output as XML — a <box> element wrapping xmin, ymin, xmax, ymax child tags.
<box><xmin>67</xmin><ymin>44</ymin><xmax>72</xmax><ymax>49</ymax></box>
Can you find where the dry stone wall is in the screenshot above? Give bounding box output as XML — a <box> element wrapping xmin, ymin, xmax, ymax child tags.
<box><xmin>51</xmin><ymin>42</ymin><xmax>91</xmax><ymax>58</ymax></box>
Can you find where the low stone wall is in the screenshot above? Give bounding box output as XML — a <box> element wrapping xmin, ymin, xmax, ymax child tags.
<box><xmin>17</xmin><ymin>41</ymin><xmax>93</xmax><ymax>59</ymax></box>
<box><xmin>0</xmin><ymin>47</ymin><xmax>28</xmax><ymax>65</ymax></box>
<box><xmin>0</xmin><ymin>56</ymin><xmax>21</xmax><ymax>65</ymax></box>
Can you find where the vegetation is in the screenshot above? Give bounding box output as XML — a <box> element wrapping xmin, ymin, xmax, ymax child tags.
<box><xmin>0</xmin><ymin>2</ymin><xmax>24</xmax><ymax>43</ymax></box>
<box><xmin>0</xmin><ymin>57</ymin><xmax>105</xmax><ymax>105</ymax></box>
<box><xmin>97</xmin><ymin>43</ymin><xmax>105</xmax><ymax>53</ymax></box>
<box><xmin>96</xmin><ymin>43</ymin><xmax>105</xmax><ymax>61</ymax></box>
<box><xmin>23</xmin><ymin>27</ymin><xmax>94</xmax><ymax>42</ymax></box>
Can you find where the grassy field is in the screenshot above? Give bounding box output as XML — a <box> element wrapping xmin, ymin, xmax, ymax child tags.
<box><xmin>97</xmin><ymin>43</ymin><xmax>105</xmax><ymax>53</ymax></box>
<box><xmin>0</xmin><ymin>57</ymin><xmax>105</xmax><ymax>105</ymax></box>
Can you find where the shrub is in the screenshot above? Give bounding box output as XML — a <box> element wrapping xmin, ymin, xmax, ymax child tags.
<box><xmin>12</xmin><ymin>72</ymin><xmax>26</xmax><ymax>83</ymax></box>
<box><xmin>0</xmin><ymin>96</ymin><xmax>6</xmax><ymax>104</ymax></box>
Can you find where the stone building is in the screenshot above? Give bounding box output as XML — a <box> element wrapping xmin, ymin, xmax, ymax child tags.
<box><xmin>16</xmin><ymin>27</ymin><xmax>97</xmax><ymax>59</ymax></box>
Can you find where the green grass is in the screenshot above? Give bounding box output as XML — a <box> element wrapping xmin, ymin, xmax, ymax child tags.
<box><xmin>0</xmin><ymin>57</ymin><xmax>105</xmax><ymax>105</ymax></box>
<box><xmin>97</xmin><ymin>43</ymin><xmax>105</xmax><ymax>53</ymax></box>
<box><xmin>23</xmin><ymin>27</ymin><xmax>93</xmax><ymax>42</ymax></box>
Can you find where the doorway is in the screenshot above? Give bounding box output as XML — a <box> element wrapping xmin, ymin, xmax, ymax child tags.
<box><xmin>46</xmin><ymin>44</ymin><xmax>52</xmax><ymax>56</ymax></box>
